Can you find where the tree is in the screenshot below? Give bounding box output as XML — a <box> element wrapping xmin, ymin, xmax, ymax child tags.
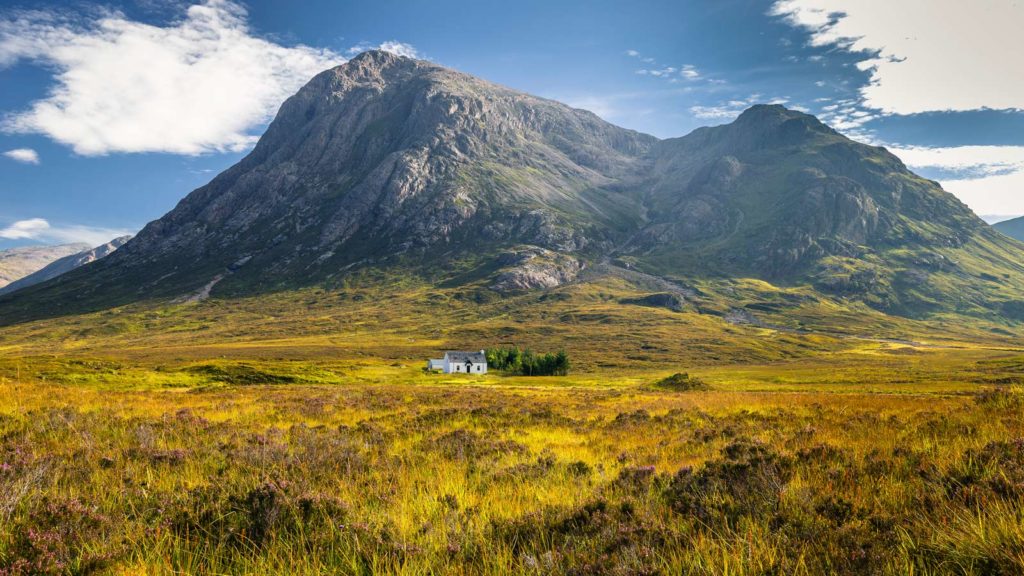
<box><xmin>485</xmin><ymin>346</ymin><xmax>570</xmax><ymax>376</ymax></box>
<box><xmin>554</xmin><ymin>350</ymin><xmax>570</xmax><ymax>376</ymax></box>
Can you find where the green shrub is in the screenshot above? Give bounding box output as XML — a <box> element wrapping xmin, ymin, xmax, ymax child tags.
<box><xmin>652</xmin><ymin>372</ymin><xmax>710</xmax><ymax>391</ymax></box>
<box><xmin>186</xmin><ymin>364</ymin><xmax>297</xmax><ymax>385</ymax></box>
<box><xmin>485</xmin><ymin>346</ymin><xmax>569</xmax><ymax>376</ymax></box>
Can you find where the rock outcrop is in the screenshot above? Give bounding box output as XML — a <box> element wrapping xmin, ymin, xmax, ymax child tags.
<box><xmin>491</xmin><ymin>246</ymin><xmax>583</xmax><ymax>292</ymax></box>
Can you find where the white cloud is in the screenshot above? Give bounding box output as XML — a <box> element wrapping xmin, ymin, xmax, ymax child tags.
<box><xmin>0</xmin><ymin>217</ymin><xmax>133</xmax><ymax>245</ymax></box>
<box><xmin>680</xmin><ymin>65</ymin><xmax>700</xmax><ymax>80</ymax></box>
<box><xmin>811</xmin><ymin>97</ymin><xmax>879</xmax><ymax>140</ymax></box>
<box><xmin>378</xmin><ymin>41</ymin><xmax>419</xmax><ymax>58</ymax></box>
<box><xmin>555</xmin><ymin>90</ymin><xmax>659</xmax><ymax>123</ymax></box>
<box><xmin>982</xmin><ymin>215</ymin><xmax>1020</xmax><ymax>224</ymax></box>
<box><xmin>346</xmin><ymin>40</ymin><xmax>420</xmax><ymax>59</ymax></box>
<box><xmin>690</xmin><ymin>95</ymin><xmax>789</xmax><ymax>121</ymax></box>
<box><xmin>0</xmin><ymin>218</ymin><xmax>49</xmax><ymax>239</ymax></box>
<box><xmin>0</xmin><ymin>1</ymin><xmax>344</xmax><ymax>156</ymax></box>
<box><xmin>644</xmin><ymin>66</ymin><xmax>676</xmax><ymax>78</ymax></box>
<box><xmin>2</xmin><ymin>148</ymin><xmax>39</xmax><ymax>164</ymax></box>
<box><xmin>690</xmin><ymin>103</ymin><xmax>749</xmax><ymax>120</ymax></box>
<box><xmin>890</xmin><ymin>145</ymin><xmax>1024</xmax><ymax>178</ymax></box>
<box><xmin>636</xmin><ymin>64</ymin><xmax>701</xmax><ymax>82</ymax></box>
<box><xmin>887</xmin><ymin>145</ymin><xmax>1024</xmax><ymax>216</ymax></box>
<box><xmin>628</xmin><ymin>50</ymin><xmax>701</xmax><ymax>84</ymax></box>
<box><xmin>561</xmin><ymin>95</ymin><xmax>620</xmax><ymax>120</ymax></box>
<box><xmin>942</xmin><ymin>171</ymin><xmax>1024</xmax><ymax>218</ymax></box>
<box><xmin>770</xmin><ymin>0</ymin><xmax>1024</xmax><ymax>114</ymax></box>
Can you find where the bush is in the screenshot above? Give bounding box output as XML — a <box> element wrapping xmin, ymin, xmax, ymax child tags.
<box><xmin>652</xmin><ymin>372</ymin><xmax>710</xmax><ymax>391</ymax></box>
<box><xmin>945</xmin><ymin>438</ymin><xmax>1024</xmax><ymax>502</ymax></box>
<box><xmin>172</xmin><ymin>480</ymin><xmax>350</xmax><ymax>550</ymax></box>
<box><xmin>490</xmin><ymin>498</ymin><xmax>667</xmax><ymax>575</ymax></box>
<box><xmin>186</xmin><ymin>364</ymin><xmax>297</xmax><ymax>385</ymax></box>
<box><xmin>2</xmin><ymin>497</ymin><xmax>119</xmax><ymax>575</ymax></box>
<box><xmin>974</xmin><ymin>386</ymin><xmax>1024</xmax><ymax>410</ymax></box>
<box><xmin>664</xmin><ymin>440</ymin><xmax>793</xmax><ymax>523</ymax></box>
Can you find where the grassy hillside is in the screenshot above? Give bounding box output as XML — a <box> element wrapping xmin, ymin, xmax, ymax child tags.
<box><xmin>1</xmin><ymin>264</ymin><xmax>1021</xmax><ymax>368</ymax></box>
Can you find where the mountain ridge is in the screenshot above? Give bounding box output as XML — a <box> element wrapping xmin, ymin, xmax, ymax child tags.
<box><xmin>0</xmin><ymin>243</ymin><xmax>91</xmax><ymax>289</ymax></box>
<box><xmin>2</xmin><ymin>50</ymin><xmax>1023</xmax><ymax>326</ymax></box>
<box><xmin>0</xmin><ymin>235</ymin><xmax>132</xmax><ymax>296</ymax></box>
<box><xmin>995</xmin><ymin>215</ymin><xmax>1024</xmax><ymax>242</ymax></box>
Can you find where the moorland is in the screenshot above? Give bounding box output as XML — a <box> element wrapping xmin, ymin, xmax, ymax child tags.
<box><xmin>1</xmin><ymin>277</ymin><xmax>1023</xmax><ymax>575</ymax></box>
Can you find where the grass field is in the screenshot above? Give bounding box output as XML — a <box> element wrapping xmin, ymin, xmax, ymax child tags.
<box><xmin>1</xmin><ymin>279</ymin><xmax>1023</xmax><ymax>574</ymax></box>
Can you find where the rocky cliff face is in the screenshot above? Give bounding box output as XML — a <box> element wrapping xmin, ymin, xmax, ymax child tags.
<box><xmin>2</xmin><ymin>51</ymin><xmax>1021</xmax><ymax>322</ymax></box>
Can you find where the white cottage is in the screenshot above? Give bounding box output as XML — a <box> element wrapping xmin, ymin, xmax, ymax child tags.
<box><xmin>427</xmin><ymin>350</ymin><xmax>487</xmax><ymax>374</ymax></box>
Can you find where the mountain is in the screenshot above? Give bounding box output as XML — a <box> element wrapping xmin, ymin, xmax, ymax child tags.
<box><xmin>995</xmin><ymin>215</ymin><xmax>1024</xmax><ymax>242</ymax></box>
<box><xmin>3</xmin><ymin>50</ymin><xmax>1024</xmax><ymax>325</ymax></box>
<box><xmin>0</xmin><ymin>243</ymin><xmax>91</xmax><ymax>288</ymax></box>
<box><xmin>0</xmin><ymin>235</ymin><xmax>132</xmax><ymax>296</ymax></box>
<box><xmin>625</xmin><ymin>105</ymin><xmax>1024</xmax><ymax>317</ymax></box>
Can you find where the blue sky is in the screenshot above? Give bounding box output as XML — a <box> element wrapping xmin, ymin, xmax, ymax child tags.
<box><xmin>1</xmin><ymin>0</ymin><xmax>1022</xmax><ymax>249</ymax></box>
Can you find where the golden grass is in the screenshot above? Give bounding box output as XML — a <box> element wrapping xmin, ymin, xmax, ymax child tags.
<box><xmin>1</xmin><ymin>352</ymin><xmax>1023</xmax><ymax>574</ymax></box>
<box><xmin>1</xmin><ymin>277</ymin><xmax>1023</xmax><ymax>573</ymax></box>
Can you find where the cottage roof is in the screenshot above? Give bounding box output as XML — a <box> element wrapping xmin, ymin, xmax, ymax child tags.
<box><xmin>444</xmin><ymin>350</ymin><xmax>486</xmax><ymax>363</ymax></box>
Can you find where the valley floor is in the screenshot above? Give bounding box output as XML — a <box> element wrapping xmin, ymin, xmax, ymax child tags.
<box><xmin>1</xmin><ymin>284</ymin><xmax>1023</xmax><ymax>574</ymax></box>
<box><xmin>1</xmin><ymin>346</ymin><xmax>1023</xmax><ymax>574</ymax></box>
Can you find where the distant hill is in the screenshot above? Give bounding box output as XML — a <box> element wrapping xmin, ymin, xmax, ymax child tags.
<box><xmin>0</xmin><ymin>236</ymin><xmax>131</xmax><ymax>296</ymax></box>
<box><xmin>995</xmin><ymin>216</ymin><xmax>1024</xmax><ymax>242</ymax></box>
<box><xmin>0</xmin><ymin>243</ymin><xmax>90</xmax><ymax>288</ymax></box>
<box><xmin>4</xmin><ymin>50</ymin><xmax>1024</xmax><ymax>325</ymax></box>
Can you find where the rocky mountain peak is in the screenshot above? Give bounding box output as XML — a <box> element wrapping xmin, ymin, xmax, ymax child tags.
<box><xmin>734</xmin><ymin>103</ymin><xmax>801</xmax><ymax>124</ymax></box>
<box><xmin>729</xmin><ymin>104</ymin><xmax>837</xmax><ymax>147</ymax></box>
<box><xmin>346</xmin><ymin>48</ymin><xmax>407</xmax><ymax>67</ymax></box>
<box><xmin>1</xmin><ymin>57</ymin><xmax>1019</xmax><ymax>325</ymax></box>
<box><xmin>322</xmin><ymin>49</ymin><xmax>428</xmax><ymax>87</ymax></box>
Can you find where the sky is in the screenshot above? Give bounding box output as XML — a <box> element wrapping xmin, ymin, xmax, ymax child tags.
<box><xmin>0</xmin><ymin>0</ymin><xmax>1022</xmax><ymax>249</ymax></box>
